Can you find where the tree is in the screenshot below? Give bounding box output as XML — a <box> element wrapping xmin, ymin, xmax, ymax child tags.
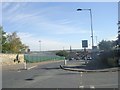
<box><xmin>56</xmin><ymin>50</ymin><xmax>68</xmax><ymax>57</ymax></box>
<box><xmin>98</xmin><ymin>40</ymin><xmax>116</xmax><ymax>51</ymax></box>
<box><xmin>98</xmin><ymin>40</ymin><xmax>118</xmax><ymax>67</ymax></box>
<box><xmin>0</xmin><ymin>26</ymin><xmax>2</xmax><ymax>52</ymax></box>
<box><xmin>118</xmin><ymin>21</ymin><xmax>120</xmax><ymax>47</ymax></box>
<box><xmin>0</xmin><ymin>26</ymin><xmax>28</xmax><ymax>53</ymax></box>
<box><xmin>0</xmin><ymin>26</ymin><xmax>9</xmax><ymax>53</ymax></box>
<box><xmin>7</xmin><ymin>32</ymin><xmax>28</xmax><ymax>53</ymax></box>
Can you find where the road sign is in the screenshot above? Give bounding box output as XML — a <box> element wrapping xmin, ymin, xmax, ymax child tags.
<box><xmin>82</xmin><ymin>40</ymin><xmax>88</xmax><ymax>48</ymax></box>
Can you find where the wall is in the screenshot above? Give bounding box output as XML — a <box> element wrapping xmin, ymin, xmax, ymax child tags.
<box><xmin>0</xmin><ymin>54</ymin><xmax>24</xmax><ymax>65</ymax></box>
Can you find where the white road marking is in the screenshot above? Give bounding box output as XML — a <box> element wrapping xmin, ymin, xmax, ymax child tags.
<box><xmin>27</xmin><ymin>65</ymin><xmax>37</xmax><ymax>70</ymax></box>
<box><xmin>17</xmin><ymin>70</ymin><xmax>21</xmax><ymax>72</ymax></box>
<box><xmin>79</xmin><ymin>85</ymin><xmax>84</xmax><ymax>88</ymax></box>
<box><xmin>80</xmin><ymin>72</ymin><xmax>83</xmax><ymax>74</ymax></box>
<box><xmin>90</xmin><ymin>85</ymin><xmax>95</xmax><ymax>89</ymax></box>
<box><xmin>80</xmin><ymin>71</ymin><xmax>83</xmax><ymax>77</ymax></box>
<box><xmin>79</xmin><ymin>72</ymin><xmax>83</xmax><ymax>87</ymax></box>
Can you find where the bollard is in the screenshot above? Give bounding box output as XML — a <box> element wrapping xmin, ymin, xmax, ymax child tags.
<box><xmin>24</xmin><ymin>61</ymin><xmax>27</xmax><ymax>70</ymax></box>
<box><xmin>64</xmin><ymin>60</ymin><xmax>67</xmax><ymax>65</ymax></box>
<box><xmin>85</xmin><ymin>57</ymin><xmax>87</xmax><ymax>65</ymax></box>
<box><xmin>64</xmin><ymin>57</ymin><xmax>67</xmax><ymax>65</ymax></box>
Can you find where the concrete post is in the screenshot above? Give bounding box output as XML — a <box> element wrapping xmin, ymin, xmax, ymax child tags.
<box><xmin>84</xmin><ymin>48</ymin><xmax>87</xmax><ymax>65</ymax></box>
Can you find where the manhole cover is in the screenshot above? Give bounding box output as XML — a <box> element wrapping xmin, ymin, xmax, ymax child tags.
<box><xmin>25</xmin><ymin>78</ymin><xmax>34</xmax><ymax>81</ymax></box>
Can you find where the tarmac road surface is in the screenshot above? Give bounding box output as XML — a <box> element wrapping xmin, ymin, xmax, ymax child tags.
<box><xmin>2</xmin><ymin>60</ymin><xmax>119</xmax><ymax>88</ymax></box>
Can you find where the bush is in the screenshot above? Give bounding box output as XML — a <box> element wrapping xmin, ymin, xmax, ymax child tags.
<box><xmin>99</xmin><ymin>50</ymin><xmax>118</xmax><ymax>67</ymax></box>
<box><xmin>56</xmin><ymin>50</ymin><xmax>68</xmax><ymax>58</ymax></box>
<box><xmin>107</xmin><ymin>57</ymin><xmax>118</xmax><ymax>67</ymax></box>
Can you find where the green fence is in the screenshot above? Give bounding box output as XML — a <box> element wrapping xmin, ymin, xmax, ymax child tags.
<box><xmin>24</xmin><ymin>54</ymin><xmax>64</xmax><ymax>63</ymax></box>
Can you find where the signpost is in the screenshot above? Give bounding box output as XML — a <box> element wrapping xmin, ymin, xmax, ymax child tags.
<box><xmin>82</xmin><ymin>40</ymin><xmax>88</xmax><ymax>64</ymax></box>
<box><xmin>82</xmin><ymin>40</ymin><xmax>88</xmax><ymax>48</ymax></box>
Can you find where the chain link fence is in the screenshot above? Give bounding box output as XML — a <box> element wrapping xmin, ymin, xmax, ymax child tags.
<box><xmin>24</xmin><ymin>52</ymin><xmax>64</xmax><ymax>63</ymax></box>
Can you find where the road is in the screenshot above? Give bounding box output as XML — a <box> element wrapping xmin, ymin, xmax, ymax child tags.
<box><xmin>2</xmin><ymin>60</ymin><xmax>118</xmax><ymax>88</ymax></box>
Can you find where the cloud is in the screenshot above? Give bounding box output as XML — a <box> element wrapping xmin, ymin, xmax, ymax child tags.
<box><xmin>58</xmin><ymin>19</ymin><xmax>72</xmax><ymax>25</ymax></box>
<box><xmin>2</xmin><ymin>2</ymin><xmax>10</xmax><ymax>9</ymax></box>
<box><xmin>3</xmin><ymin>2</ymin><xmax>89</xmax><ymax>35</ymax></box>
<box><xmin>3</xmin><ymin>3</ymin><xmax>88</xmax><ymax>35</ymax></box>
<box><xmin>36</xmin><ymin>19</ymin><xmax>89</xmax><ymax>35</ymax></box>
<box><xmin>2</xmin><ymin>2</ymin><xmax>21</xmax><ymax>13</ymax></box>
<box><xmin>3</xmin><ymin>3</ymin><xmax>92</xmax><ymax>50</ymax></box>
<box><xmin>7</xmin><ymin>4</ymin><xmax>20</xmax><ymax>13</ymax></box>
<box><xmin>2</xmin><ymin>3</ymin><xmax>31</xmax><ymax>23</ymax></box>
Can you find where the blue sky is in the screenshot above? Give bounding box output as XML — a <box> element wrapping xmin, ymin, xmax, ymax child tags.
<box><xmin>2</xmin><ymin>2</ymin><xmax>118</xmax><ymax>51</ymax></box>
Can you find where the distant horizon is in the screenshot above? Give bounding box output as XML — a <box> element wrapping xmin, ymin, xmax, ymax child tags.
<box><xmin>30</xmin><ymin>48</ymin><xmax>93</xmax><ymax>52</ymax></box>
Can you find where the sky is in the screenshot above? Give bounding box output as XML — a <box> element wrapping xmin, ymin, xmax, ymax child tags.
<box><xmin>118</xmin><ymin>1</ymin><xmax>120</xmax><ymax>21</ymax></box>
<box><xmin>1</xmin><ymin>2</ymin><xmax>118</xmax><ymax>51</ymax></box>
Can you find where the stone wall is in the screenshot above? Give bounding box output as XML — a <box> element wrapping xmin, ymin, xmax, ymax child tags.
<box><xmin>0</xmin><ymin>54</ymin><xmax>24</xmax><ymax>65</ymax></box>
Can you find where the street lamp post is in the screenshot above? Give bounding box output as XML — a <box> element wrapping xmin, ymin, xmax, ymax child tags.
<box><xmin>77</xmin><ymin>9</ymin><xmax>94</xmax><ymax>49</ymax></box>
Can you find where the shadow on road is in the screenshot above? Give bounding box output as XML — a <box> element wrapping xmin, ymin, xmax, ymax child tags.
<box><xmin>41</xmin><ymin>67</ymin><xmax>60</xmax><ymax>70</ymax></box>
<box><xmin>64</xmin><ymin>60</ymin><xmax>119</xmax><ymax>70</ymax></box>
<box><xmin>56</xmin><ymin>72</ymin><xmax>79</xmax><ymax>76</ymax></box>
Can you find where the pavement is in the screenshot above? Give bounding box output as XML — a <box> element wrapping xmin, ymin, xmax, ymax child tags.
<box><xmin>2</xmin><ymin>60</ymin><xmax>63</xmax><ymax>71</ymax></box>
<box><xmin>60</xmin><ymin>59</ymin><xmax>120</xmax><ymax>72</ymax></box>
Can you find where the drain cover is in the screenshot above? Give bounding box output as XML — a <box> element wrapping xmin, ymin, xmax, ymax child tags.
<box><xmin>25</xmin><ymin>78</ymin><xmax>34</xmax><ymax>81</ymax></box>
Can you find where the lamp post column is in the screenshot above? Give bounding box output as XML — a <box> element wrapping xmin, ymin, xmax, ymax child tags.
<box><xmin>89</xmin><ymin>9</ymin><xmax>94</xmax><ymax>49</ymax></box>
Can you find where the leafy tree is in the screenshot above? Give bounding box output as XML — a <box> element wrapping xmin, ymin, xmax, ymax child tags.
<box><xmin>117</xmin><ymin>21</ymin><xmax>120</xmax><ymax>47</ymax></box>
<box><xmin>98</xmin><ymin>40</ymin><xmax>119</xmax><ymax>67</ymax></box>
<box><xmin>0</xmin><ymin>26</ymin><xmax>9</xmax><ymax>53</ymax></box>
<box><xmin>98</xmin><ymin>40</ymin><xmax>116</xmax><ymax>51</ymax></box>
<box><xmin>7</xmin><ymin>32</ymin><xmax>28</xmax><ymax>53</ymax></box>
<box><xmin>56</xmin><ymin>50</ymin><xmax>68</xmax><ymax>57</ymax></box>
<box><xmin>0</xmin><ymin>26</ymin><xmax>28</xmax><ymax>53</ymax></box>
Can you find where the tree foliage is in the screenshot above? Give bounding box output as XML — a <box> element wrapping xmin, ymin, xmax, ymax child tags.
<box><xmin>0</xmin><ymin>26</ymin><xmax>8</xmax><ymax>53</ymax></box>
<box><xmin>0</xmin><ymin>26</ymin><xmax>2</xmax><ymax>52</ymax></box>
<box><xmin>56</xmin><ymin>50</ymin><xmax>68</xmax><ymax>57</ymax></box>
<box><xmin>98</xmin><ymin>40</ymin><xmax>119</xmax><ymax>67</ymax></box>
<box><xmin>1</xmin><ymin>26</ymin><xmax>28</xmax><ymax>53</ymax></box>
<box><xmin>98</xmin><ymin>40</ymin><xmax>116</xmax><ymax>51</ymax></box>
